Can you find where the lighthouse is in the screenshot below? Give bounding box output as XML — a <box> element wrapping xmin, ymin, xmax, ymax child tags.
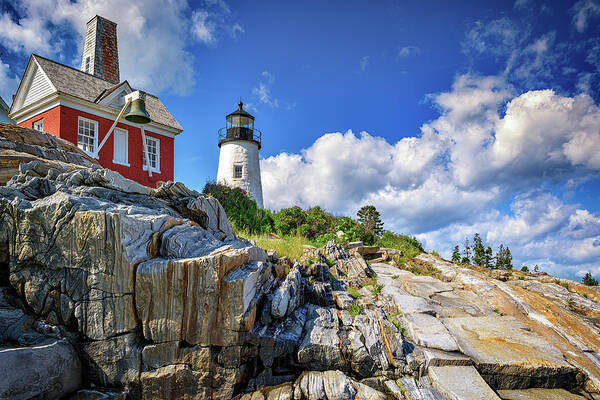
<box><xmin>216</xmin><ymin>101</ymin><xmax>264</xmax><ymax>208</ymax></box>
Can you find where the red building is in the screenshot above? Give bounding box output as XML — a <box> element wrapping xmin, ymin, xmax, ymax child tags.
<box><xmin>8</xmin><ymin>16</ymin><xmax>183</xmax><ymax>187</ymax></box>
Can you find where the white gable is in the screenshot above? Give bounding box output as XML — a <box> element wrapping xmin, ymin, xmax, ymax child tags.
<box><xmin>96</xmin><ymin>81</ymin><xmax>132</xmax><ymax>110</ymax></box>
<box><xmin>16</xmin><ymin>60</ymin><xmax>55</xmax><ymax>111</ymax></box>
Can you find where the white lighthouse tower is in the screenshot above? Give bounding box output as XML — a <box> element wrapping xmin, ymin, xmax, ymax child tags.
<box><xmin>216</xmin><ymin>101</ymin><xmax>264</xmax><ymax>208</ymax></box>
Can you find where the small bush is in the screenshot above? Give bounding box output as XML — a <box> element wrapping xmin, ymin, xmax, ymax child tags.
<box><xmin>566</xmin><ymin>297</ymin><xmax>575</xmax><ymax>308</ymax></box>
<box><xmin>347</xmin><ymin>287</ymin><xmax>361</xmax><ymax>299</ymax></box>
<box><xmin>347</xmin><ymin>302</ymin><xmax>362</xmax><ymax>319</ymax></box>
<box><xmin>203</xmin><ymin>182</ymin><xmax>273</xmax><ymax>234</ymax></box>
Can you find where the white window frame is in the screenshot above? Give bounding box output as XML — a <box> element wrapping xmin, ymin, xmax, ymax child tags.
<box><xmin>85</xmin><ymin>57</ymin><xmax>91</xmax><ymax>73</ymax></box>
<box><xmin>112</xmin><ymin>127</ymin><xmax>129</xmax><ymax>166</ymax></box>
<box><xmin>142</xmin><ymin>136</ymin><xmax>160</xmax><ymax>173</ymax></box>
<box><xmin>33</xmin><ymin>119</ymin><xmax>44</xmax><ymax>132</ymax></box>
<box><xmin>77</xmin><ymin>116</ymin><xmax>99</xmax><ymax>157</ymax></box>
<box><xmin>233</xmin><ymin>164</ymin><xmax>243</xmax><ymax>179</ymax></box>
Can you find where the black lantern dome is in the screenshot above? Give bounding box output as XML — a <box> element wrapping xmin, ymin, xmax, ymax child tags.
<box><xmin>218</xmin><ymin>101</ymin><xmax>262</xmax><ymax>149</ymax></box>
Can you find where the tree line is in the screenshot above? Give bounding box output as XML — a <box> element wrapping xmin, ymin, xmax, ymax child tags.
<box><xmin>451</xmin><ymin>233</ymin><xmax>513</xmax><ymax>269</ymax></box>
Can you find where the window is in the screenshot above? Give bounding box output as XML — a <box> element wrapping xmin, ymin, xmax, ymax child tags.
<box><xmin>113</xmin><ymin>128</ymin><xmax>129</xmax><ymax>166</ymax></box>
<box><xmin>143</xmin><ymin>136</ymin><xmax>160</xmax><ymax>172</ymax></box>
<box><xmin>233</xmin><ymin>164</ymin><xmax>243</xmax><ymax>179</ymax></box>
<box><xmin>77</xmin><ymin>117</ymin><xmax>98</xmax><ymax>156</ymax></box>
<box><xmin>85</xmin><ymin>57</ymin><xmax>91</xmax><ymax>73</ymax></box>
<box><xmin>33</xmin><ymin>119</ymin><xmax>43</xmax><ymax>132</ymax></box>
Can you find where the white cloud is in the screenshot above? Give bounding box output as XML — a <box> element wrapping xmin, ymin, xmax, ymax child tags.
<box><xmin>0</xmin><ymin>0</ymin><xmax>242</xmax><ymax>95</ymax></box>
<box><xmin>252</xmin><ymin>71</ymin><xmax>281</xmax><ymax>108</ymax></box>
<box><xmin>0</xmin><ymin>57</ymin><xmax>21</xmax><ymax>103</ymax></box>
<box><xmin>397</xmin><ymin>46</ymin><xmax>419</xmax><ymax>58</ymax></box>
<box><xmin>191</xmin><ymin>10</ymin><xmax>216</xmax><ymax>44</ymax></box>
<box><xmin>359</xmin><ymin>56</ymin><xmax>370</xmax><ymax>72</ymax></box>
<box><xmin>260</xmin><ymin>73</ymin><xmax>600</xmax><ymax>279</ymax></box>
<box><xmin>191</xmin><ymin>0</ymin><xmax>244</xmax><ymax>45</ymax></box>
<box><xmin>572</xmin><ymin>0</ymin><xmax>600</xmax><ymax>33</ymax></box>
<box><xmin>0</xmin><ymin>12</ymin><xmax>54</xmax><ymax>55</ymax></box>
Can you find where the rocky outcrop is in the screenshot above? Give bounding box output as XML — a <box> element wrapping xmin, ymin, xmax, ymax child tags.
<box><xmin>0</xmin><ymin>123</ymin><xmax>98</xmax><ymax>185</ymax></box>
<box><xmin>2</xmin><ymin>124</ymin><xmax>600</xmax><ymax>400</ymax></box>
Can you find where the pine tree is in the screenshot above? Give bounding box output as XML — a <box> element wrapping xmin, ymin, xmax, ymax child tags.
<box><xmin>583</xmin><ymin>272</ymin><xmax>599</xmax><ymax>286</ymax></box>
<box><xmin>504</xmin><ymin>247</ymin><xmax>513</xmax><ymax>270</ymax></box>
<box><xmin>357</xmin><ymin>205</ymin><xmax>384</xmax><ymax>238</ymax></box>
<box><xmin>451</xmin><ymin>245</ymin><xmax>461</xmax><ymax>263</ymax></box>
<box><xmin>484</xmin><ymin>246</ymin><xmax>493</xmax><ymax>269</ymax></box>
<box><xmin>495</xmin><ymin>244</ymin><xmax>505</xmax><ymax>269</ymax></box>
<box><xmin>472</xmin><ymin>233</ymin><xmax>485</xmax><ymax>266</ymax></box>
<box><xmin>533</xmin><ymin>264</ymin><xmax>540</xmax><ymax>273</ymax></box>
<box><xmin>461</xmin><ymin>238</ymin><xmax>471</xmax><ymax>264</ymax></box>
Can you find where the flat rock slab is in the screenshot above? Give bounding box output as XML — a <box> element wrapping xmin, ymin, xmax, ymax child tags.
<box><xmin>498</xmin><ymin>388</ymin><xmax>587</xmax><ymax>400</ymax></box>
<box><xmin>429</xmin><ymin>365</ymin><xmax>501</xmax><ymax>400</ymax></box>
<box><xmin>403</xmin><ymin>312</ymin><xmax>459</xmax><ymax>352</ymax></box>
<box><xmin>370</xmin><ymin>263</ymin><xmax>414</xmax><ymax>280</ymax></box>
<box><xmin>442</xmin><ymin>315</ymin><xmax>579</xmax><ymax>390</ymax></box>
<box><xmin>430</xmin><ymin>290</ymin><xmax>496</xmax><ymax>318</ymax></box>
<box><xmin>402</xmin><ymin>276</ymin><xmax>453</xmax><ymax>298</ymax></box>
<box><xmin>420</xmin><ymin>347</ymin><xmax>473</xmax><ymax>369</ymax></box>
<box><xmin>382</xmin><ymin>286</ymin><xmax>435</xmax><ymax>314</ymax></box>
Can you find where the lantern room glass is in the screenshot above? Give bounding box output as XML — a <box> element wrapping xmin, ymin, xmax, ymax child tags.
<box><xmin>227</xmin><ymin>115</ymin><xmax>254</xmax><ymax>130</ymax></box>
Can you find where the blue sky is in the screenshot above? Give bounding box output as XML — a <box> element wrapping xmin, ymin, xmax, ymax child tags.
<box><xmin>1</xmin><ymin>0</ymin><xmax>599</xmax><ymax>280</ymax></box>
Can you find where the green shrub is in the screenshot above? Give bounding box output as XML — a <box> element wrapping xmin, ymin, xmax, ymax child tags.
<box><xmin>347</xmin><ymin>287</ymin><xmax>361</xmax><ymax>299</ymax></box>
<box><xmin>203</xmin><ymin>182</ymin><xmax>273</xmax><ymax>234</ymax></box>
<box><xmin>379</xmin><ymin>231</ymin><xmax>423</xmax><ymax>258</ymax></box>
<box><xmin>273</xmin><ymin>206</ymin><xmax>306</xmax><ymax>236</ymax></box>
<box><xmin>347</xmin><ymin>302</ymin><xmax>362</xmax><ymax>319</ymax></box>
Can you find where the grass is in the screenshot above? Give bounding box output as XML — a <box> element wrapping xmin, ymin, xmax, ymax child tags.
<box><xmin>493</xmin><ymin>307</ymin><xmax>501</xmax><ymax>314</ymax></box>
<box><xmin>566</xmin><ymin>297</ymin><xmax>575</xmax><ymax>309</ymax></box>
<box><xmin>347</xmin><ymin>287</ymin><xmax>361</xmax><ymax>299</ymax></box>
<box><xmin>396</xmin><ymin>380</ymin><xmax>407</xmax><ymax>394</ymax></box>
<box><xmin>238</xmin><ymin>232</ymin><xmax>312</xmax><ymax>260</ymax></box>
<box><xmin>371</xmin><ymin>284</ymin><xmax>383</xmax><ymax>295</ymax></box>
<box><xmin>379</xmin><ymin>232</ymin><xmax>424</xmax><ymax>259</ymax></box>
<box><xmin>396</xmin><ymin>257</ymin><xmax>441</xmax><ymax>278</ymax></box>
<box><xmin>390</xmin><ymin>319</ymin><xmax>406</xmax><ymax>336</ymax></box>
<box><xmin>324</xmin><ymin>258</ymin><xmax>336</xmax><ymax>268</ymax></box>
<box><xmin>347</xmin><ymin>302</ymin><xmax>362</xmax><ymax>319</ymax></box>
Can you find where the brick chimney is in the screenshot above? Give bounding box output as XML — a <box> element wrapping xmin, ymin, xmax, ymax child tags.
<box><xmin>80</xmin><ymin>16</ymin><xmax>120</xmax><ymax>84</ymax></box>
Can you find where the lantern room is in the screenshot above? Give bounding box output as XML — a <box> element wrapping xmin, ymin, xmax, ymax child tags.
<box><xmin>218</xmin><ymin>101</ymin><xmax>261</xmax><ymax>149</ymax></box>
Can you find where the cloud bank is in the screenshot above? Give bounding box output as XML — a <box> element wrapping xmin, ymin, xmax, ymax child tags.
<box><xmin>0</xmin><ymin>0</ymin><xmax>243</xmax><ymax>96</ymax></box>
<box><xmin>261</xmin><ymin>74</ymin><xmax>600</xmax><ymax>279</ymax></box>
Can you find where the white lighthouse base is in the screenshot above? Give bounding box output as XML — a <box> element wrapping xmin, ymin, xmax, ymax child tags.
<box><xmin>216</xmin><ymin>140</ymin><xmax>264</xmax><ymax>208</ymax></box>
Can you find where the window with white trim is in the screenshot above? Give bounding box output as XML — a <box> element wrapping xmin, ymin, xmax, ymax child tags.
<box><xmin>85</xmin><ymin>57</ymin><xmax>91</xmax><ymax>73</ymax></box>
<box><xmin>33</xmin><ymin>119</ymin><xmax>43</xmax><ymax>132</ymax></box>
<box><xmin>143</xmin><ymin>136</ymin><xmax>160</xmax><ymax>172</ymax></box>
<box><xmin>233</xmin><ymin>164</ymin><xmax>243</xmax><ymax>179</ymax></box>
<box><xmin>77</xmin><ymin>117</ymin><xmax>98</xmax><ymax>156</ymax></box>
<box><xmin>113</xmin><ymin>128</ymin><xmax>129</xmax><ymax>166</ymax></box>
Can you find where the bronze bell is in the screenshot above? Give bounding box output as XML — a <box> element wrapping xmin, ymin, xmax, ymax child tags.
<box><xmin>125</xmin><ymin>98</ymin><xmax>151</xmax><ymax>124</ymax></box>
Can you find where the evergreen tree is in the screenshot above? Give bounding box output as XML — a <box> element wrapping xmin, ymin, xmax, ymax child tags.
<box><xmin>504</xmin><ymin>247</ymin><xmax>513</xmax><ymax>270</ymax></box>
<box><xmin>583</xmin><ymin>272</ymin><xmax>599</xmax><ymax>286</ymax></box>
<box><xmin>495</xmin><ymin>244</ymin><xmax>505</xmax><ymax>269</ymax></box>
<box><xmin>484</xmin><ymin>246</ymin><xmax>494</xmax><ymax>269</ymax></box>
<box><xmin>521</xmin><ymin>266</ymin><xmax>529</xmax><ymax>272</ymax></box>
<box><xmin>357</xmin><ymin>205</ymin><xmax>384</xmax><ymax>238</ymax></box>
<box><xmin>533</xmin><ymin>264</ymin><xmax>540</xmax><ymax>273</ymax></box>
<box><xmin>451</xmin><ymin>245</ymin><xmax>461</xmax><ymax>263</ymax></box>
<box><xmin>472</xmin><ymin>233</ymin><xmax>485</xmax><ymax>266</ymax></box>
<box><xmin>461</xmin><ymin>238</ymin><xmax>471</xmax><ymax>264</ymax></box>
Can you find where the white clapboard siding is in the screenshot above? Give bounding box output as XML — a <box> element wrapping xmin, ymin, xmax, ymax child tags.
<box><xmin>21</xmin><ymin>64</ymin><xmax>54</xmax><ymax>108</ymax></box>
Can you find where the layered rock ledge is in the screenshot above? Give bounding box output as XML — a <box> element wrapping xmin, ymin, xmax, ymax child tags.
<box><xmin>1</xmin><ymin>123</ymin><xmax>600</xmax><ymax>400</ymax></box>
